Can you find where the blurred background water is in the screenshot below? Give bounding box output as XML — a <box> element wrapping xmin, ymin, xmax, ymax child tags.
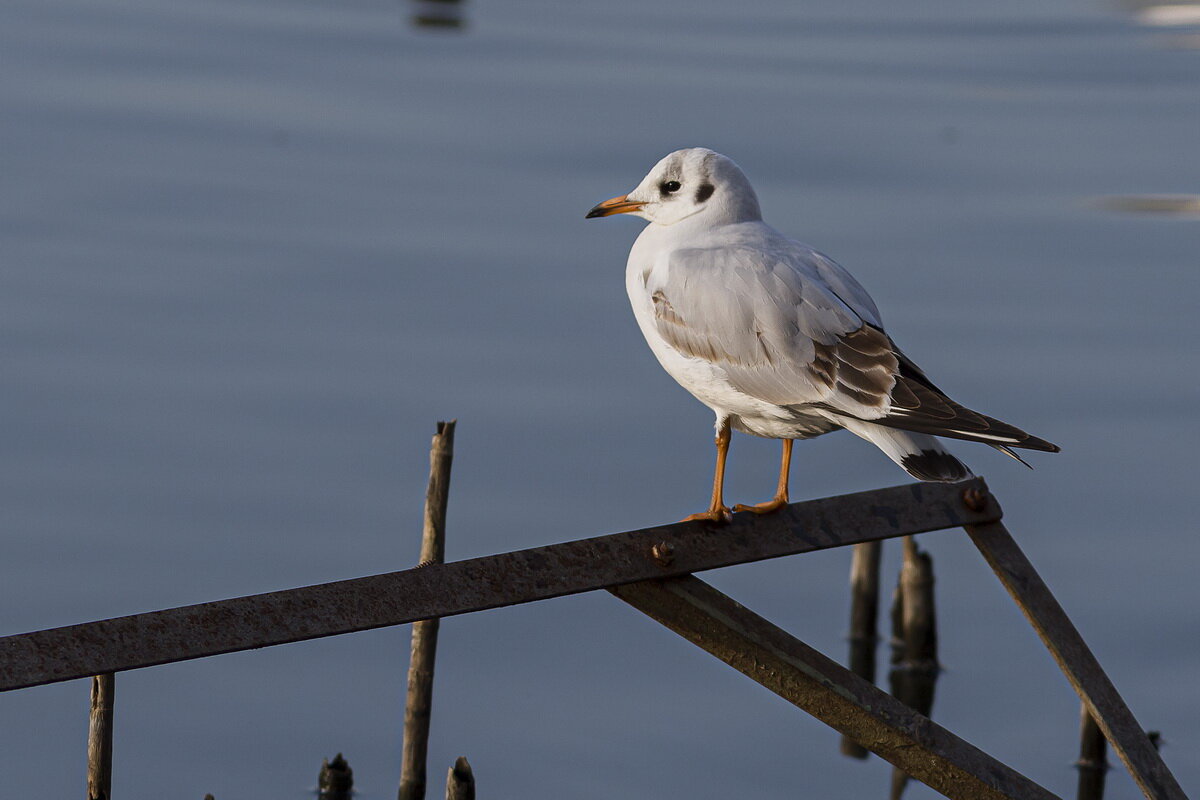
<box><xmin>1</xmin><ymin>0</ymin><xmax>1198</xmax><ymax>797</ymax></box>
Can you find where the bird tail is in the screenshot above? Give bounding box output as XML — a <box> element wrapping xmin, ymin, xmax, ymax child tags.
<box><xmin>877</xmin><ymin>373</ymin><xmax>1060</xmax><ymax>453</ymax></box>
<box><xmin>840</xmin><ymin>419</ymin><xmax>973</xmax><ymax>483</ymax></box>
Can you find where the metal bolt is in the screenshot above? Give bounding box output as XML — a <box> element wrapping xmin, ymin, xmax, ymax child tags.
<box><xmin>962</xmin><ymin>487</ymin><xmax>989</xmax><ymax>513</ymax></box>
<box><xmin>650</xmin><ymin>541</ymin><xmax>675</xmax><ymax>567</ymax></box>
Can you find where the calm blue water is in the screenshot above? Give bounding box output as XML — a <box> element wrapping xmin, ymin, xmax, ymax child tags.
<box><xmin>2</xmin><ymin>0</ymin><xmax>1198</xmax><ymax>797</ymax></box>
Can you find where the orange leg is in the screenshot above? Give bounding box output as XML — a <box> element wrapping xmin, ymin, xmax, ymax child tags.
<box><xmin>734</xmin><ymin>439</ymin><xmax>792</xmax><ymax>515</ymax></box>
<box><xmin>682</xmin><ymin>419</ymin><xmax>733</xmax><ymax>524</ymax></box>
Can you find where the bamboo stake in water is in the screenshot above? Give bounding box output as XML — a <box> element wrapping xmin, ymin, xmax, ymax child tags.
<box><xmin>841</xmin><ymin>541</ymin><xmax>882</xmax><ymax>759</ymax></box>
<box><xmin>445</xmin><ymin>756</ymin><xmax>475</xmax><ymax>800</ymax></box>
<box><xmin>398</xmin><ymin>421</ymin><xmax>456</xmax><ymax>800</ymax></box>
<box><xmin>889</xmin><ymin>536</ymin><xmax>939</xmax><ymax>800</ymax></box>
<box><xmin>1077</xmin><ymin>705</ymin><xmax>1109</xmax><ymax>800</ymax></box>
<box><xmin>87</xmin><ymin>673</ymin><xmax>115</xmax><ymax>800</ymax></box>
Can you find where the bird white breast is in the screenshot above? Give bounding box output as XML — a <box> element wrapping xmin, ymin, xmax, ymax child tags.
<box><xmin>624</xmin><ymin>228</ymin><xmax>831</xmax><ymax>439</ymax></box>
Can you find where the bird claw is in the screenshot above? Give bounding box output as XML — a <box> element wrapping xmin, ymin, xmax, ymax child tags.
<box><xmin>681</xmin><ymin>506</ymin><xmax>733</xmax><ymax>524</ymax></box>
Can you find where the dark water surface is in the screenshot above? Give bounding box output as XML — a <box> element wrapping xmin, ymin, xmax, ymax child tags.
<box><xmin>2</xmin><ymin>0</ymin><xmax>1198</xmax><ymax>797</ymax></box>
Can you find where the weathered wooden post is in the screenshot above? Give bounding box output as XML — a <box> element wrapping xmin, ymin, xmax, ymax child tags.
<box><xmin>398</xmin><ymin>421</ymin><xmax>456</xmax><ymax>800</ymax></box>
<box><xmin>318</xmin><ymin>753</ymin><xmax>353</xmax><ymax>800</ymax></box>
<box><xmin>445</xmin><ymin>756</ymin><xmax>475</xmax><ymax>800</ymax></box>
<box><xmin>888</xmin><ymin>536</ymin><xmax>939</xmax><ymax>800</ymax></box>
<box><xmin>1077</xmin><ymin>705</ymin><xmax>1109</xmax><ymax>800</ymax></box>
<box><xmin>842</xmin><ymin>541</ymin><xmax>882</xmax><ymax>758</ymax></box>
<box><xmin>87</xmin><ymin>672</ymin><xmax>115</xmax><ymax>800</ymax></box>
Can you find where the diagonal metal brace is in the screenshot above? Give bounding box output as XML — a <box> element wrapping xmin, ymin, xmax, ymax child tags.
<box><xmin>967</xmin><ymin>521</ymin><xmax>1186</xmax><ymax>800</ymax></box>
<box><xmin>611</xmin><ymin>575</ymin><xmax>1061</xmax><ymax>800</ymax></box>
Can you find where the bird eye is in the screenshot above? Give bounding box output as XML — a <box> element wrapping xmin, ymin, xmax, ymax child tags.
<box><xmin>660</xmin><ymin>180</ymin><xmax>682</xmax><ymax>195</ymax></box>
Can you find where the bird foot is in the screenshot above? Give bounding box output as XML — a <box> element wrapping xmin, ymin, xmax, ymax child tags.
<box><xmin>733</xmin><ymin>497</ymin><xmax>789</xmax><ymax>515</ymax></box>
<box><xmin>681</xmin><ymin>505</ymin><xmax>733</xmax><ymax>524</ymax></box>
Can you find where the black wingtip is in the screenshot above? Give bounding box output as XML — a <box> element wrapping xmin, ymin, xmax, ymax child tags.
<box><xmin>1020</xmin><ymin>435</ymin><xmax>1061</xmax><ymax>453</ymax></box>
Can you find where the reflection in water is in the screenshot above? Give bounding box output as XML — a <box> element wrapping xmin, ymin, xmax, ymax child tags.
<box><xmin>1135</xmin><ymin>4</ymin><xmax>1200</xmax><ymax>24</ymax></box>
<box><xmin>411</xmin><ymin>0</ymin><xmax>466</xmax><ymax>30</ymax></box>
<box><xmin>1121</xmin><ymin>0</ymin><xmax>1200</xmax><ymax>25</ymax></box>
<box><xmin>1093</xmin><ymin>195</ymin><xmax>1200</xmax><ymax>216</ymax></box>
<box><xmin>1121</xmin><ymin>0</ymin><xmax>1200</xmax><ymax>46</ymax></box>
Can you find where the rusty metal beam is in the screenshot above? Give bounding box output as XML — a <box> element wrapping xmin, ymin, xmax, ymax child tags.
<box><xmin>611</xmin><ymin>575</ymin><xmax>1060</xmax><ymax>800</ymax></box>
<box><xmin>0</xmin><ymin>479</ymin><xmax>996</xmax><ymax>693</ymax></box>
<box><xmin>967</xmin><ymin>521</ymin><xmax>1186</xmax><ymax>800</ymax></box>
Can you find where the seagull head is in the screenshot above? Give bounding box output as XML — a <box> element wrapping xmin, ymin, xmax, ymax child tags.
<box><xmin>586</xmin><ymin>148</ymin><xmax>762</xmax><ymax>227</ymax></box>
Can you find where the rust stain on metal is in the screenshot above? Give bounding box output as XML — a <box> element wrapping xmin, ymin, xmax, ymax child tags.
<box><xmin>962</xmin><ymin>487</ymin><xmax>989</xmax><ymax>513</ymax></box>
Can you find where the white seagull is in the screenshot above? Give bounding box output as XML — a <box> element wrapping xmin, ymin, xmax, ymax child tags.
<box><xmin>588</xmin><ymin>148</ymin><xmax>1059</xmax><ymax>523</ymax></box>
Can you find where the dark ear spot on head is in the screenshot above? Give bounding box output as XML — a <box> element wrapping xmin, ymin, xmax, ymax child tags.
<box><xmin>696</xmin><ymin>183</ymin><xmax>715</xmax><ymax>202</ymax></box>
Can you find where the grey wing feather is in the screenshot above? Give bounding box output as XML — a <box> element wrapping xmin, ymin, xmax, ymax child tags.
<box><xmin>648</xmin><ymin>237</ymin><xmax>1060</xmax><ymax>454</ymax></box>
<box><xmin>649</xmin><ymin>238</ymin><xmax>1060</xmax><ymax>453</ymax></box>
<box><xmin>806</xmin><ymin>249</ymin><xmax>883</xmax><ymax>329</ymax></box>
<box><xmin>650</xmin><ymin>240</ymin><xmax>895</xmax><ymax>418</ymax></box>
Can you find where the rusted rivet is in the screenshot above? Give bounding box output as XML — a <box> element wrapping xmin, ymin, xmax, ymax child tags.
<box><xmin>962</xmin><ymin>487</ymin><xmax>988</xmax><ymax>513</ymax></box>
<box><xmin>650</xmin><ymin>541</ymin><xmax>675</xmax><ymax>567</ymax></box>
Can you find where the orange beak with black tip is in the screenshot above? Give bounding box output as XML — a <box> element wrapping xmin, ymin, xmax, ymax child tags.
<box><xmin>586</xmin><ymin>194</ymin><xmax>645</xmax><ymax>219</ymax></box>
